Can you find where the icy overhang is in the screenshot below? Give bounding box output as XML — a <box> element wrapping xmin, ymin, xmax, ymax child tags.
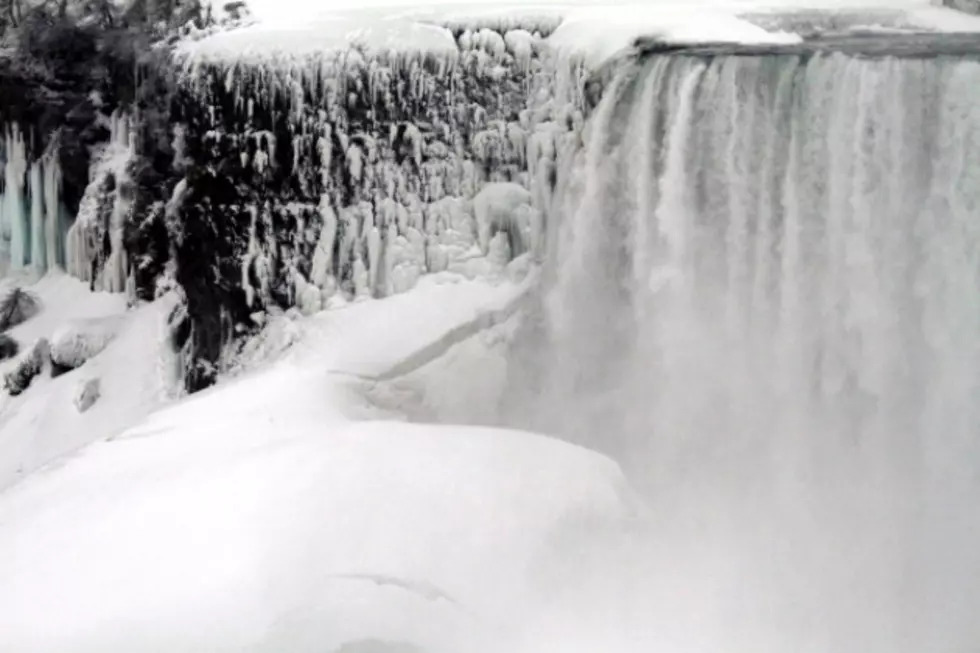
<box><xmin>635</xmin><ymin>30</ymin><xmax>980</xmax><ymax>58</ymax></box>
<box><xmin>179</xmin><ymin>0</ymin><xmax>980</xmax><ymax>70</ymax></box>
<box><xmin>176</xmin><ymin>2</ymin><xmax>801</xmax><ymax>69</ymax></box>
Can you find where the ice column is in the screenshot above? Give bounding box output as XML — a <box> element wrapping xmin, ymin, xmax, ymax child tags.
<box><xmin>29</xmin><ymin>160</ymin><xmax>45</xmax><ymax>271</ymax></box>
<box><xmin>5</xmin><ymin>126</ymin><xmax>28</xmax><ymax>270</ymax></box>
<box><xmin>43</xmin><ymin>151</ymin><xmax>63</xmax><ymax>270</ymax></box>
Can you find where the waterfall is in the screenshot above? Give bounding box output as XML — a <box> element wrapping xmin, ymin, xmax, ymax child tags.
<box><xmin>508</xmin><ymin>51</ymin><xmax>980</xmax><ymax>650</ymax></box>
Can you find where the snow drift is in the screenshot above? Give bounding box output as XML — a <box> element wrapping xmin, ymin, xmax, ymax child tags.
<box><xmin>0</xmin><ymin>367</ymin><xmax>632</xmax><ymax>653</ymax></box>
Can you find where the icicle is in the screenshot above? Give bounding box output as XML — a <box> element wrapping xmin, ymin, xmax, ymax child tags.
<box><xmin>352</xmin><ymin>253</ymin><xmax>370</xmax><ymax>299</ymax></box>
<box><xmin>43</xmin><ymin>150</ymin><xmax>64</xmax><ymax>269</ymax></box>
<box><xmin>6</xmin><ymin>126</ymin><xmax>29</xmax><ymax>270</ymax></box>
<box><xmin>347</xmin><ymin>143</ymin><xmax>364</xmax><ymax>183</ymax></box>
<box><xmin>367</xmin><ymin>223</ymin><xmax>381</xmax><ymax>295</ymax></box>
<box><xmin>29</xmin><ymin>161</ymin><xmax>45</xmax><ymax>272</ymax></box>
<box><xmin>383</xmin><ymin>222</ymin><xmax>398</xmax><ymax>296</ymax></box>
<box><xmin>339</xmin><ymin>206</ymin><xmax>359</xmax><ymax>266</ymax></box>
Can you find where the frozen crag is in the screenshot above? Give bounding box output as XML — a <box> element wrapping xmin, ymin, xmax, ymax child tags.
<box><xmin>1</xmin><ymin>0</ymin><xmax>975</xmax><ymax>390</ymax></box>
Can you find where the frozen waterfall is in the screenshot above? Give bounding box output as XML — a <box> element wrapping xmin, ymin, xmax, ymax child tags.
<box><xmin>506</xmin><ymin>51</ymin><xmax>980</xmax><ymax>651</ymax></box>
<box><xmin>65</xmin><ymin>111</ymin><xmax>136</xmax><ymax>291</ymax></box>
<box><xmin>0</xmin><ymin>125</ymin><xmax>68</xmax><ymax>275</ymax></box>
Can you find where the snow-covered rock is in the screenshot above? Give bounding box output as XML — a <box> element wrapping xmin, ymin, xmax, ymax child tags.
<box><xmin>73</xmin><ymin>377</ymin><xmax>101</xmax><ymax>412</ymax></box>
<box><xmin>49</xmin><ymin>317</ymin><xmax>118</xmax><ymax>371</ymax></box>
<box><xmin>473</xmin><ymin>182</ymin><xmax>534</xmax><ymax>256</ymax></box>
<box><xmin>3</xmin><ymin>337</ymin><xmax>49</xmax><ymax>396</ymax></box>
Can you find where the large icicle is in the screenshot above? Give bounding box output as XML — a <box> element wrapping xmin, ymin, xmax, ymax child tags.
<box><xmin>29</xmin><ymin>160</ymin><xmax>45</xmax><ymax>272</ymax></box>
<box><xmin>5</xmin><ymin>126</ymin><xmax>28</xmax><ymax>271</ymax></box>
<box><xmin>43</xmin><ymin>151</ymin><xmax>64</xmax><ymax>270</ymax></box>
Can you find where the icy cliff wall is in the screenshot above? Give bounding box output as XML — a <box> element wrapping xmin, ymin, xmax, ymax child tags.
<box><xmin>0</xmin><ymin>11</ymin><xmax>600</xmax><ymax>391</ymax></box>
<box><xmin>102</xmin><ymin>23</ymin><xmax>594</xmax><ymax>389</ymax></box>
<box><xmin>167</xmin><ymin>28</ymin><xmax>582</xmax><ymax>305</ymax></box>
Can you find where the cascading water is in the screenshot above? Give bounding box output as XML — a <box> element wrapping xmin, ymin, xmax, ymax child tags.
<box><xmin>505</xmin><ymin>49</ymin><xmax>980</xmax><ymax>651</ymax></box>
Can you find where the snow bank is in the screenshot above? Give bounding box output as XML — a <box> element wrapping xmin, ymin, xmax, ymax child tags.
<box><xmin>0</xmin><ymin>358</ymin><xmax>630</xmax><ymax>652</ymax></box>
<box><xmin>281</xmin><ymin>275</ymin><xmax>528</xmax><ymax>379</ymax></box>
<box><xmin>0</xmin><ymin>274</ymin><xmax>177</xmax><ymax>490</ymax></box>
<box><xmin>0</xmin><ymin>274</ymin><xmax>125</xmax><ymax>341</ymax></box>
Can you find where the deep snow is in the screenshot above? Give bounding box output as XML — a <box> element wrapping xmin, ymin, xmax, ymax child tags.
<box><xmin>0</xmin><ymin>272</ymin><xmax>634</xmax><ymax>652</ymax></box>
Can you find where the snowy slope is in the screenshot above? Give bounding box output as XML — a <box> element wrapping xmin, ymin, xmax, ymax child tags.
<box><xmin>0</xmin><ymin>274</ymin><xmax>634</xmax><ymax>652</ymax></box>
<box><xmin>0</xmin><ymin>274</ymin><xmax>179</xmax><ymax>491</ymax></box>
<box><xmin>0</xmin><ymin>407</ymin><xmax>629</xmax><ymax>652</ymax></box>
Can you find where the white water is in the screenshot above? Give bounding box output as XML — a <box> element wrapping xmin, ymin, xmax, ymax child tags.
<box><xmin>505</xmin><ymin>52</ymin><xmax>980</xmax><ymax>652</ymax></box>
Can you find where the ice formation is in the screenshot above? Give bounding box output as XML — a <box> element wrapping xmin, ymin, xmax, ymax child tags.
<box><xmin>155</xmin><ymin>15</ymin><xmax>595</xmax><ymax>311</ymax></box>
<box><xmin>65</xmin><ymin>111</ymin><xmax>137</xmax><ymax>292</ymax></box>
<box><xmin>0</xmin><ymin>126</ymin><xmax>67</xmax><ymax>275</ymax></box>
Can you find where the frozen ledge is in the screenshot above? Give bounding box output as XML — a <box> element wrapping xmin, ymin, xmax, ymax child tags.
<box><xmin>635</xmin><ymin>31</ymin><xmax>980</xmax><ymax>58</ymax></box>
<box><xmin>176</xmin><ymin>3</ymin><xmax>980</xmax><ymax>67</ymax></box>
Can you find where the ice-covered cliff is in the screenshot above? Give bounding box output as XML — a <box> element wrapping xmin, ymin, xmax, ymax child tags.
<box><xmin>1</xmin><ymin>0</ymin><xmax>978</xmax><ymax>393</ymax></box>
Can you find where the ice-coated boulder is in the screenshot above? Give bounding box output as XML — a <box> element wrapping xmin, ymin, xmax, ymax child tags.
<box><xmin>472</xmin><ymin>182</ymin><xmax>534</xmax><ymax>256</ymax></box>
<box><xmin>73</xmin><ymin>377</ymin><xmax>101</xmax><ymax>413</ymax></box>
<box><xmin>49</xmin><ymin>318</ymin><xmax>118</xmax><ymax>372</ymax></box>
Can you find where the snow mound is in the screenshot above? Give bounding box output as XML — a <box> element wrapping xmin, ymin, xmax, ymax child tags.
<box><xmin>0</xmin><ymin>370</ymin><xmax>631</xmax><ymax>652</ymax></box>
<box><xmin>49</xmin><ymin>316</ymin><xmax>119</xmax><ymax>371</ymax></box>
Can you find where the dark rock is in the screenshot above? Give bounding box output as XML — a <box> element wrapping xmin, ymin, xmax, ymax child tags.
<box><xmin>0</xmin><ymin>334</ymin><xmax>19</xmax><ymax>362</ymax></box>
<box><xmin>0</xmin><ymin>288</ymin><xmax>41</xmax><ymax>332</ymax></box>
<box><xmin>4</xmin><ymin>338</ymin><xmax>50</xmax><ymax>397</ymax></box>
